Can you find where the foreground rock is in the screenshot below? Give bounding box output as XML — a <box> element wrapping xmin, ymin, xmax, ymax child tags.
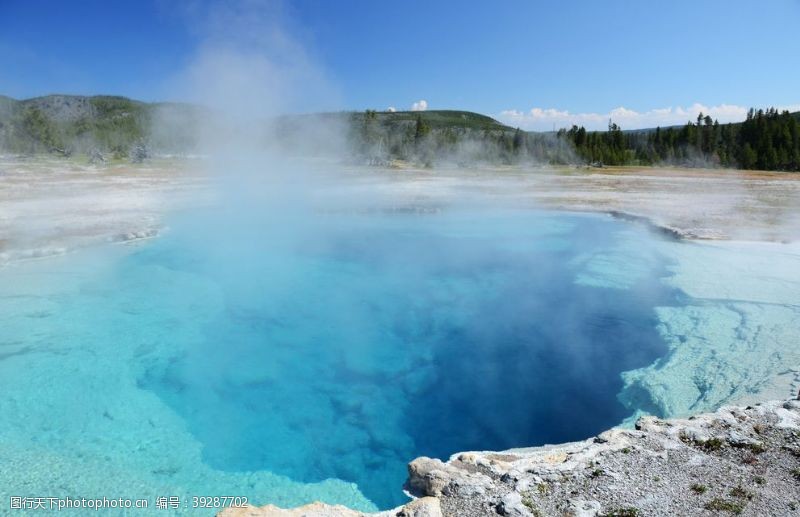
<box><xmin>220</xmin><ymin>400</ymin><xmax>800</xmax><ymax>516</ymax></box>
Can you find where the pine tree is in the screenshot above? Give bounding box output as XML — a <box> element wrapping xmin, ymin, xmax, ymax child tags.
<box><xmin>512</xmin><ymin>127</ymin><xmax>525</xmax><ymax>154</ymax></box>
<box><xmin>414</xmin><ymin>115</ymin><xmax>430</xmax><ymax>143</ymax></box>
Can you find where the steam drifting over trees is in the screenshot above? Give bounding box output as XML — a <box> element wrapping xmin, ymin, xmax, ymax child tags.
<box><xmin>0</xmin><ymin>95</ymin><xmax>798</xmax><ymax>171</ymax></box>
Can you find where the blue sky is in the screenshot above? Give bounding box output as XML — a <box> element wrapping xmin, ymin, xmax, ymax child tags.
<box><xmin>1</xmin><ymin>0</ymin><xmax>799</xmax><ymax>129</ymax></box>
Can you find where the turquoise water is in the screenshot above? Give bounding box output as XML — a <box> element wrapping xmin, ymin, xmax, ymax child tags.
<box><xmin>0</xmin><ymin>207</ymin><xmax>680</xmax><ymax>512</ymax></box>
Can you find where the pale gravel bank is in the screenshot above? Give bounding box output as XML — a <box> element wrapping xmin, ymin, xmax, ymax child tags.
<box><xmin>0</xmin><ymin>155</ymin><xmax>206</xmax><ymax>263</ymax></box>
<box><xmin>3</xmin><ymin>158</ymin><xmax>800</xmax><ymax>266</ymax></box>
<box><xmin>347</xmin><ymin>165</ymin><xmax>800</xmax><ymax>243</ymax></box>
<box><xmin>219</xmin><ymin>399</ymin><xmax>800</xmax><ymax>517</ymax></box>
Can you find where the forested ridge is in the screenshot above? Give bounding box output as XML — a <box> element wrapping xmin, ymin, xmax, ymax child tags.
<box><xmin>560</xmin><ymin>108</ymin><xmax>800</xmax><ymax>170</ymax></box>
<box><xmin>347</xmin><ymin>107</ymin><xmax>800</xmax><ymax>171</ymax></box>
<box><xmin>1</xmin><ymin>94</ymin><xmax>797</xmax><ymax>171</ymax></box>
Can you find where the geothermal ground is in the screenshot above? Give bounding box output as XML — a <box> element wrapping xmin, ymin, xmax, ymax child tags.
<box><xmin>0</xmin><ymin>156</ymin><xmax>205</xmax><ymax>263</ymax></box>
<box><xmin>3</xmin><ymin>158</ymin><xmax>799</xmax><ymax>265</ymax></box>
<box><xmin>355</xmin><ymin>164</ymin><xmax>800</xmax><ymax>242</ymax></box>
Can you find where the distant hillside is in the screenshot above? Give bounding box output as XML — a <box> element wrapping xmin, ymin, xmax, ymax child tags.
<box><xmin>354</xmin><ymin>109</ymin><xmax>513</xmax><ymax>131</ymax></box>
<box><xmin>0</xmin><ymin>95</ymin><xmax>521</xmax><ymax>162</ymax></box>
<box><xmin>278</xmin><ymin>109</ymin><xmax>512</xmax><ymax>132</ymax></box>
<box><xmin>0</xmin><ymin>94</ymin><xmax>204</xmax><ymax>156</ymax></box>
<box><xmin>1</xmin><ymin>94</ymin><xmax>797</xmax><ymax>171</ymax></box>
<box><xmin>274</xmin><ymin>108</ymin><xmax>540</xmax><ymax>165</ymax></box>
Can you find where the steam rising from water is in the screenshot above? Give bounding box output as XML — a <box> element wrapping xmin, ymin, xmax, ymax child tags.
<box><xmin>137</xmin><ymin>4</ymin><xmax>676</xmax><ymax>509</ymax></box>
<box><xmin>154</xmin><ymin>0</ymin><xmax>353</xmax><ymax>284</ymax></box>
<box><xmin>168</xmin><ymin>0</ymin><xmax>337</xmax><ymax>119</ymax></box>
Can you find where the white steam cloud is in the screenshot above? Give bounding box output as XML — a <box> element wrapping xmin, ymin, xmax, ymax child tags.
<box><xmin>154</xmin><ymin>0</ymin><xmax>348</xmax><ymax>214</ymax></box>
<box><xmin>499</xmin><ymin>103</ymin><xmax>800</xmax><ymax>131</ymax></box>
<box><xmin>164</xmin><ymin>0</ymin><xmax>338</xmax><ymax>126</ymax></box>
<box><xmin>411</xmin><ymin>99</ymin><xmax>428</xmax><ymax>112</ymax></box>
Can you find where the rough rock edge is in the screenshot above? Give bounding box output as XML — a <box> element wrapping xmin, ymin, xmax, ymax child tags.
<box><xmin>605</xmin><ymin>210</ymin><xmax>690</xmax><ymax>240</ymax></box>
<box><xmin>218</xmin><ymin>399</ymin><xmax>800</xmax><ymax>517</ymax></box>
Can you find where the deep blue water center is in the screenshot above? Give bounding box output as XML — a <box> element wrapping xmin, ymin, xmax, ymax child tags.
<box><xmin>132</xmin><ymin>209</ymin><xmax>675</xmax><ymax>509</ymax></box>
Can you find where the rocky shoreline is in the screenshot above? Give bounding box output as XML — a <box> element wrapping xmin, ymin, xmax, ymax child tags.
<box><xmin>220</xmin><ymin>399</ymin><xmax>800</xmax><ymax>517</ymax></box>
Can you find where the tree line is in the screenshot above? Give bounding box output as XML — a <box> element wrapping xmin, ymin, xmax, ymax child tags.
<box><xmin>348</xmin><ymin>107</ymin><xmax>800</xmax><ymax>171</ymax></box>
<box><xmin>4</xmin><ymin>97</ymin><xmax>798</xmax><ymax>172</ymax></box>
<box><xmin>560</xmin><ymin>108</ymin><xmax>800</xmax><ymax>171</ymax></box>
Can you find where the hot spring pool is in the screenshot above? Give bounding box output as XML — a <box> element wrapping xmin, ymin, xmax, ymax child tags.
<box><xmin>1</xmin><ymin>207</ymin><xmax>798</xmax><ymax>512</ymax></box>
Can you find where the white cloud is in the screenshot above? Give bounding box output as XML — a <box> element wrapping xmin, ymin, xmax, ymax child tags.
<box><xmin>411</xmin><ymin>99</ymin><xmax>428</xmax><ymax>112</ymax></box>
<box><xmin>498</xmin><ymin>103</ymin><xmax>800</xmax><ymax>131</ymax></box>
<box><xmin>386</xmin><ymin>106</ymin><xmax>396</xmax><ymax>112</ymax></box>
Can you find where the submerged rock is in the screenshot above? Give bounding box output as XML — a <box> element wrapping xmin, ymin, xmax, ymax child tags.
<box><xmin>222</xmin><ymin>400</ymin><xmax>800</xmax><ymax>517</ymax></box>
